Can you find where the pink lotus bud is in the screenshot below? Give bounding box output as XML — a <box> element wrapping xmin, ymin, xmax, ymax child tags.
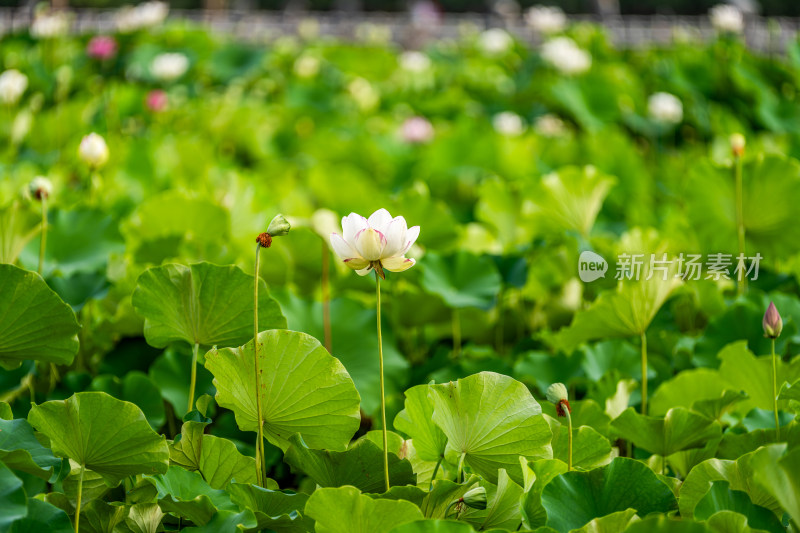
<box><xmin>145</xmin><ymin>89</ymin><xmax>168</xmax><ymax>112</ymax></box>
<box><xmin>401</xmin><ymin>116</ymin><xmax>434</xmax><ymax>144</ymax></box>
<box><xmin>87</xmin><ymin>36</ymin><xmax>118</xmax><ymax>60</ymax></box>
<box><xmin>763</xmin><ymin>302</ymin><xmax>783</xmax><ymax>339</ymax></box>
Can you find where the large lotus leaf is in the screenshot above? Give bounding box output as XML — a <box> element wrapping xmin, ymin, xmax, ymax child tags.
<box><xmin>610</xmin><ymin>407</ymin><xmax>722</xmax><ymax>457</ymax></box>
<box><xmin>540</xmin><ymin>457</ymin><xmax>677</xmax><ymax>532</ymax></box>
<box><xmin>668</xmin><ymin>439</ymin><xmax>720</xmax><ymax>480</ymax></box>
<box><xmin>420</xmin><ymin>251</ymin><xmax>502</xmax><ymax>310</ymax></box>
<box><xmin>694</xmin><ymin>481</ymin><xmax>783</xmax><ymax>533</ymax></box>
<box><xmin>169</xmin><ymin>421</ymin><xmax>257</xmax><ymax>489</ymax></box>
<box><xmin>649</xmin><ymin>369</ymin><xmax>730</xmax><ymax>417</ymax></box>
<box><xmin>63</xmin><ymin>462</ymin><xmax>111</xmax><ymax>506</ymax></box>
<box><xmin>540</xmin><ymin>400</ymin><xmax>611</xmax><ymax>438</ymax></box>
<box><xmin>284</xmin><ymin>434</ymin><xmax>415</xmax><ymax>492</ymax></box>
<box><xmin>0</xmin><ymin>461</ymin><xmax>27</xmax><ymax>530</ymax></box>
<box><xmin>79</xmin><ymin>499</ymin><xmax>128</xmax><ymax>533</ymax></box>
<box><xmin>149</xmin><ymin>466</ymin><xmax>238</xmax><ymax>526</ymax></box>
<box><xmin>389</xmin><ymin>520</ymin><xmax>475</xmax><ymax>533</ymax></box>
<box><xmin>779</xmin><ymin>378</ymin><xmax>800</xmax><ymax>413</ymax></box>
<box><xmin>0</xmin><ymin>418</ymin><xmax>64</xmax><ymax>481</ymax></box>
<box><xmin>0</xmin><ymin>201</ymin><xmax>39</xmax><ymax>265</ymax></box>
<box><xmin>520</xmin><ymin>458</ymin><xmax>569</xmax><ymax>529</ymax></box>
<box><xmin>182</xmin><ymin>509</ymin><xmax>258</xmax><ymax>532</ymax></box>
<box><xmin>7</xmin><ymin>497</ymin><xmax>73</xmax><ymax>533</ymax></box>
<box><xmin>21</xmin><ymin>209</ymin><xmax>125</xmax><ymax>277</ymax></box>
<box><xmin>679</xmin><ymin>450</ymin><xmax>780</xmax><ymax>519</ymax></box>
<box><xmin>27</xmin><ymin>392</ymin><xmax>169</xmax><ymax>486</ymax></box>
<box><xmin>718</xmin><ymin>341</ymin><xmax>800</xmax><ymax>412</ymax></box>
<box><xmin>228</xmin><ymin>482</ymin><xmax>311</xmax><ymax>533</ymax></box>
<box><xmin>148</xmin><ymin>347</ymin><xmax>215</xmax><ymax>418</ymax></box>
<box><xmin>132</xmin><ymin>262</ymin><xmax>286</xmax><ymax>348</ymax></box>
<box><xmin>429</xmin><ymin>372</ymin><xmax>552</xmax><ymax>484</ymax></box>
<box><xmin>394</xmin><ymin>384</ymin><xmax>448</xmax><ymax>463</ymax></box>
<box><xmin>570</xmin><ymin>509</ymin><xmax>639</xmax><ymax>533</ymax></box>
<box><xmin>272</xmin><ymin>291</ymin><xmax>409</xmax><ymax>417</ymax></box>
<box><xmin>533</xmin><ymin>165</ymin><xmax>615</xmax><ymax>237</ymax></box>
<box><xmin>460</xmin><ymin>469</ymin><xmax>523</xmax><ymax>531</ymax></box>
<box><xmin>204</xmin><ymin>329</ymin><xmax>361</xmax><ymax>452</ymax></box>
<box><xmin>622</xmin><ymin>515</ymin><xmax>711</xmax><ymax>532</ymax></box>
<box><xmin>546</xmin><ymin>417</ymin><xmax>612</xmax><ymax>469</ymax></box>
<box><xmin>705</xmin><ymin>510</ymin><xmax>773</xmax><ymax>533</ymax></box>
<box><xmin>692</xmin><ymin>391</ymin><xmax>749</xmax><ymax>421</ymax></box>
<box><xmin>750</xmin><ymin>444</ymin><xmax>800</xmax><ymax>525</ymax></box>
<box><xmin>89</xmin><ymin>371</ymin><xmax>165</xmax><ymax>429</ymax></box>
<box><xmin>122</xmin><ymin>503</ymin><xmax>164</xmax><ymax>533</ymax></box>
<box><xmin>305</xmin><ymin>485</ymin><xmax>424</xmax><ymax>533</ymax></box>
<box><xmin>0</xmin><ymin>264</ymin><xmax>80</xmax><ymax>370</ymax></box>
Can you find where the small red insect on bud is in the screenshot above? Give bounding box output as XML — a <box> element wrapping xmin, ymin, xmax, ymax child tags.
<box><xmin>256</xmin><ymin>232</ymin><xmax>272</xmax><ymax>248</ymax></box>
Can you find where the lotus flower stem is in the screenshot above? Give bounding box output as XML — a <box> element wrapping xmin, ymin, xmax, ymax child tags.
<box><xmin>375</xmin><ymin>272</ymin><xmax>390</xmax><ymax>492</ymax></box>
<box><xmin>322</xmin><ymin>240</ymin><xmax>332</xmax><ymax>353</ymax></box>
<box><xmin>565</xmin><ymin>408</ymin><xmax>573</xmax><ymax>471</ymax></box>
<box><xmin>734</xmin><ymin>152</ymin><xmax>746</xmax><ymax>295</ymax></box>
<box><xmin>38</xmin><ymin>195</ymin><xmax>47</xmax><ymax>275</ymax></box>
<box><xmin>75</xmin><ymin>463</ymin><xmax>85</xmax><ymax>532</ymax></box>
<box><xmin>187</xmin><ymin>342</ymin><xmax>199</xmax><ymax>413</ymax></box>
<box><xmin>772</xmin><ymin>338</ymin><xmax>779</xmax><ymax>440</ymax></box>
<box><xmin>640</xmin><ymin>331</ymin><xmax>648</xmax><ymax>415</ymax></box>
<box><xmin>457</xmin><ymin>451</ymin><xmax>466</xmax><ymax>483</ymax></box>
<box><xmin>452</xmin><ymin>309</ymin><xmax>461</xmax><ymax>358</ymax></box>
<box><xmin>254</xmin><ymin>244</ymin><xmax>267</xmax><ymax>487</ymax></box>
<box><xmin>430</xmin><ymin>456</ymin><xmax>443</xmax><ymax>491</ymax></box>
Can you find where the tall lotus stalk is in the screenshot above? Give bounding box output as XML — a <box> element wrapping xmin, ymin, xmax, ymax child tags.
<box><xmin>763</xmin><ymin>301</ymin><xmax>782</xmax><ymax>439</ymax></box>
<box><xmin>253</xmin><ymin>214</ymin><xmax>290</xmax><ymax>487</ymax></box>
<box><xmin>330</xmin><ymin>209</ymin><xmax>419</xmax><ymax>492</ymax></box>
<box><xmin>731</xmin><ymin>133</ymin><xmax>746</xmax><ymax>296</ymax></box>
<box><xmin>547</xmin><ymin>383</ymin><xmax>572</xmax><ymax>470</ymax></box>
<box><xmin>640</xmin><ymin>331</ymin><xmax>648</xmax><ymax>415</ymax></box>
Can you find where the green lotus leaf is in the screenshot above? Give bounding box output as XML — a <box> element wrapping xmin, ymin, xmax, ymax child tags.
<box><xmin>705</xmin><ymin>510</ymin><xmax>774</xmax><ymax>533</ymax></box>
<box><xmin>394</xmin><ymin>384</ymin><xmax>448</xmax><ymax>463</ymax></box>
<box><xmin>284</xmin><ymin>433</ymin><xmax>415</xmax><ymax>492</ymax></box>
<box><xmin>429</xmin><ymin>372</ymin><xmax>552</xmax><ymax>484</ymax></box>
<box><xmin>63</xmin><ymin>462</ymin><xmax>110</xmax><ymax>507</ymax></box>
<box><xmin>6</xmin><ymin>497</ymin><xmax>73</xmax><ymax>533</ymax></box>
<box><xmin>204</xmin><ymin>329</ymin><xmax>361</xmax><ymax>452</ymax></box>
<box><xmin>649</xmin><ymin>369</ymin><xmax>731</xmax><ymax>417</ymax></box>
<box><xmin>0</xmin><ymin>461</ymin><xmax>27</xmax><ymax>530</ymax></box>
<box><xmin>718</xmin><ymin>342</ymin><xmax>800</xmax><ymax>412</ymax></box>
<box><xmin>610</xmin><ymin>407</ymin><xmax>722</xmax><ymax>457</ymax></box>
<box><xmin>420</xmin><ymin>251</ymin><xmax>503</xmax><ymax>310</ymax></box>
<box><xmin>0</xmin><ymin>264</ymin><xmax>80</xmax><ymax>370</ymax></box>
<box><xmin>779</xmin><ymin>378</ymin><xmax>800</xmax><ymax>402</ymax></box>
<box><xmin>692</xmin><ymin>391</ymin><xmax>749</xmax><ymax>421</ymax></box>
<box><xmin>0</xmin><ymin>402</ymin><xmax>11</xmax><ymax>420</ymax></box>
<box><xmin>547</xmin><ymin>418</ymin><xmax>613</xmax><ymax>469</ymax></box>
<box><xmin>182</xmin><ymin>509</ymin><xmax>258</xmax><ymax>532</ymax></box>
<box><xmin>228</xmin><ymin>482</ymin><xmax>311</xmax><ymax>533</ymax></box>
<box><xmin>460</xmin><ymin>469</ymin><xmax>523</xmax><ymax>531</ymax></box>
<box><xmin>149</xmin><ymin>465</ymin><xmax>238</xmax><ymax>526</ymax></box>
<box><xmin>520</xmin><ymin>458</ymin><xmax>569</xmax><ymax>529</ymax></box>
<box><xmin>148</xmin><ymin>347</ymin><xmax>215</xmax><ymax>418</ymax></box>
<box><xmin>667</xmin><ymin>439</ymin><xmax>720</xmax><ymax>480</ymax></box>
<box><xmin>126</xmin><ymin>191</ymin><xmax>230</xmax><ymax>244</ymax></box>
<box><xmin>389</xmin><ymin>520</ymin><xmax>476</xmax><ymax>533</ymax></box>
<box><xmin>0</xmin><ymin>417</ymin><xmax>64</xmax><ymax>481</ymax></box>
<box><xmin>79</xmin><ymin>499</ymin><xmax>128</xmax><ymax>533</ymax></box>
<box><xmin>622</xmin><ymin>514</ymin><xmax>711</xmax><ymax>532</ymax></box>
<box><xmin>27</xmin><ymin>391</ymin><xmax>169</xmax><ymax>486</ymax></box>
<box><xmin>694</xmin><ymin>481</ymin><xmax>783</xmax><ymax>533</ymax></box>
<box><xmin>570</xmin><ymin>508</ymin><xmax>639</xmax><ymax>533</ymax></box>
<box><xmin>89</xmin><ymin>371</ymin><xmax>166</xmax><ymax>429</ymax></box>
<box><xmin>169</xmin><ymin>421</ymin><xmax>257</xmax><ymax>489</ymax></box>
<box><xmin>750</xmin><ymin>444</ymin><xmax>800</xmax><ymax>525</ymax></box>
<box><xmin>305</xmin><ymin>485</ymin><xmax>424</xmax><ymax>533</ymax></box>
<box><xmin>540</xmin><ymin>400</ymin><xmax>611</xmax><ymax>437</ymax></box>
<box><xmin>132</xmin><ymin>262</ymin><xmax>286</xmax><ymax>348</ymax></box>
<box><xmin>679</xmin><ymin>449</ymin><xmax>781</xmax><ymax>519</ymax></box>
<box><xmin>541</xmin><ymin>457</ymin><xmax>677</xmax><ymax>532</ymax></box>
<box><xmin>122</xmin><ymin>503</ymin><xmax>164</xmax><ymax>533</ymax></box>
<box><xmin>0</xmin><ymin>201</ymin><xmax>39</xmax><ymax>265</ymax></box>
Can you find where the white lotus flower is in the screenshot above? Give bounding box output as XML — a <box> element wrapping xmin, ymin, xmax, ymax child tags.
<box><xmin>479</xmin><ymin>28</ymin><xmax>513</xmax><ymax>55</ymax></box>
<box><xmin>534</xmin><ymin>113</ymin><xmax>566</xmax><ymax>137</ymax></box>
<box><xmin>400</xmin><ymin>51</ymin><xmax>431</xmax><ymax>73</ymax></box>
<box><xmin>648</xmin><ymin>92</ymin><xmax>683</xmax><ymax>124</ymax></box>
<box><xmin>116</xmin><ymin>1</ymin><xmax>168</xmax><ymax>32</ymax></box>
<box><xmin>541</xmin><ymin>37</ymin><xmax>591</xmax><ymax>75</ymax></box>
<box><xmin>151</xmin><ymin>53</ymin><xmax>189</xmax><ymax>82</ymax></box>
<box><xmin>525</xmin><ymin>5</ymin><xmax>566</xmax><ymax>34</ymax></box>
<box><xmin>294</xmin><ymin>55</ymin><xmax>320</xmax><ymax>79</ymax></box>
<box><xmin>401</xmin><ymin>116</ymin><xmax>434</xmax><ymax>144</ymax></box>
<box><xmin>493</xmin><ymin>111</ymin><xmax>526</xmax><ymax>136</ymax></box>
<box><xmin>30</xmin><ymin>11</ymin><xmax>69</xmax><ymax>39</ymax></box>
<box><xmin>330</xmin><ymin>208</ymin><xmax>419</xmax><ymax>278</ymax></box>
<box><xmin>78</xmin><ymin>132</ymin><xmax>109</xmax><ymax>168</ymax></box>
<box><xmin>709</xmin><ymin>4</ymin><xmax>743</xmax><ymax>33</ymax></box>
<box><xmin>0</xmin><ymin>69</ymin><xmax>28</xmax><ymax>105</ymax></box>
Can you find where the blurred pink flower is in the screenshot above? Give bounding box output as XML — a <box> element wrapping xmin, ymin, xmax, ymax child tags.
<box><xmin>87</xmin><ymin>36</ymin><xmax>118</xmax><ymax>60</ymax></box>
<box><xmin>401</xmin><ymin>116</ymin><xmax>434</xmax><ymax>144</ymax></box>
<box><xmin>145</xmin><ymin>89</ymin><xmax>168</xmax><ymax>112</ymax></box>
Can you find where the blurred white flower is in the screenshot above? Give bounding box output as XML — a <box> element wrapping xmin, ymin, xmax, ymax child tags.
<box><xmin>116</xmin><ymin>1</ymin><xmax>168</xmax><ymax>32</ymax></box>
<box><xmin>493</xmin><ymin>111</ymin><xmax>526</xmax><ymax>136</ymax></box>
<box><xmin>400</xmin><ymin>51</ymin><xmax>432</xmax><ymax>73</ymax></box>
<box><xmin>297</xmin><ymin>18</ymin><xmax>320</xmax><ymax>40</ymax></box>
<box><xmin>311</xmin><ymin>208</ymin><xmax>341</xmax><ymax>241</ymax></box>
<box><xmin>30</xmin><ymin>11</ymin><xmax>69</xmax><ymax>39</ymax></box>
<box><xmin>541</xmin><ymin>37</ymin><xmax>591</xmax><ymax>75</ymax></box>
<box><xmin>151</xmin><ymin>53</ymin><xmax>189</xmax><ymax>82</ymax></box>
<box><xmin>348</xmin><ymin>78</ymin><xmax>380</xmax><ymax>111</ymax></box>
<box><xmin>479</xmin><ymin>28</ymin><xmax>514</xmax><ymax>55</ymax></box>
<box><xmin>29</xmin><ymin>176</ymin><xmax>53</xmax><ymax>200</ymax></box>
<box><xmin>11</xmin><ymin>110</ymin><xmax>32</xmax><ymax>144</ymax></box>
<box><xmin>534</xmin><ymin>113</ymin><xmax>567</xmax><ymax>137</ymax></box>
<box><xmin>78</xmin><ymin>132</ymin><xmax>109</xmax><ymax>169</ymax></box>
<box><xmin>648</xmin><ymin>92</ymin><xmax>683</xmax><ymax>124</ymax></box>
<box><xmin>330</xmin><ymin>208</ymin><xmax>420</xmax><ymax>278</ymax></box>
<box><xmin>401</xmin><ymin>116</ymin><xmax>434</xmax><ymax>144</ymax></box>
<box><xmin>294</xmin><ymin>55</ymin><xmax>320</xmax><ymax>79</ymax></box>
<box><xmin>0</xmin><ymin>70</ymin><xmax>28</xmax><ymax>105</ymax></box>
<box><xmin>355</xmin><ymin>23</ymin><xmax>392</xmax><ymax>44</ymax></box>
<box><xmin>525</xmin><ymin>5</ymin><xmax>566</xmax><ymax>34</ymax></box>
<box><xmin>709</xmin><ymin>4</ymin><xmax>744</xmax><ymax>33</ymax></box>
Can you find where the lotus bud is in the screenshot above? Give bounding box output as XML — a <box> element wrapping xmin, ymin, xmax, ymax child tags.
<box><xmin>266</xmin><ymin>214</ymin><xmax>291</xmax><ymax>237</ymax></box>
<box><xmin>763</xmin><ymin>301</ymin><xmax>782</xmax><ymax>339</ymax></box>
<box><xmin>730</xmin><ymin>133</ymin><xmax>745</xmax><ymax>157</ymax></box>
<box><xmin>546</xmin><ymin>382</ymin><xmax>571</xmax><ymax>417</ymax></box>
<box><xmin>29</xmin><ymin>177</ymin><xmax>53</xmax><ymax>201</ymax></box>
<box><xmin>78</xmin><ymin>132</ymin><xmax>109</xmax><ymax>169</ymax></box>
<box><xmin>461</xmin><ymin>486</ymin><xmax>487</xmax><ymax>510</ymax></box>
